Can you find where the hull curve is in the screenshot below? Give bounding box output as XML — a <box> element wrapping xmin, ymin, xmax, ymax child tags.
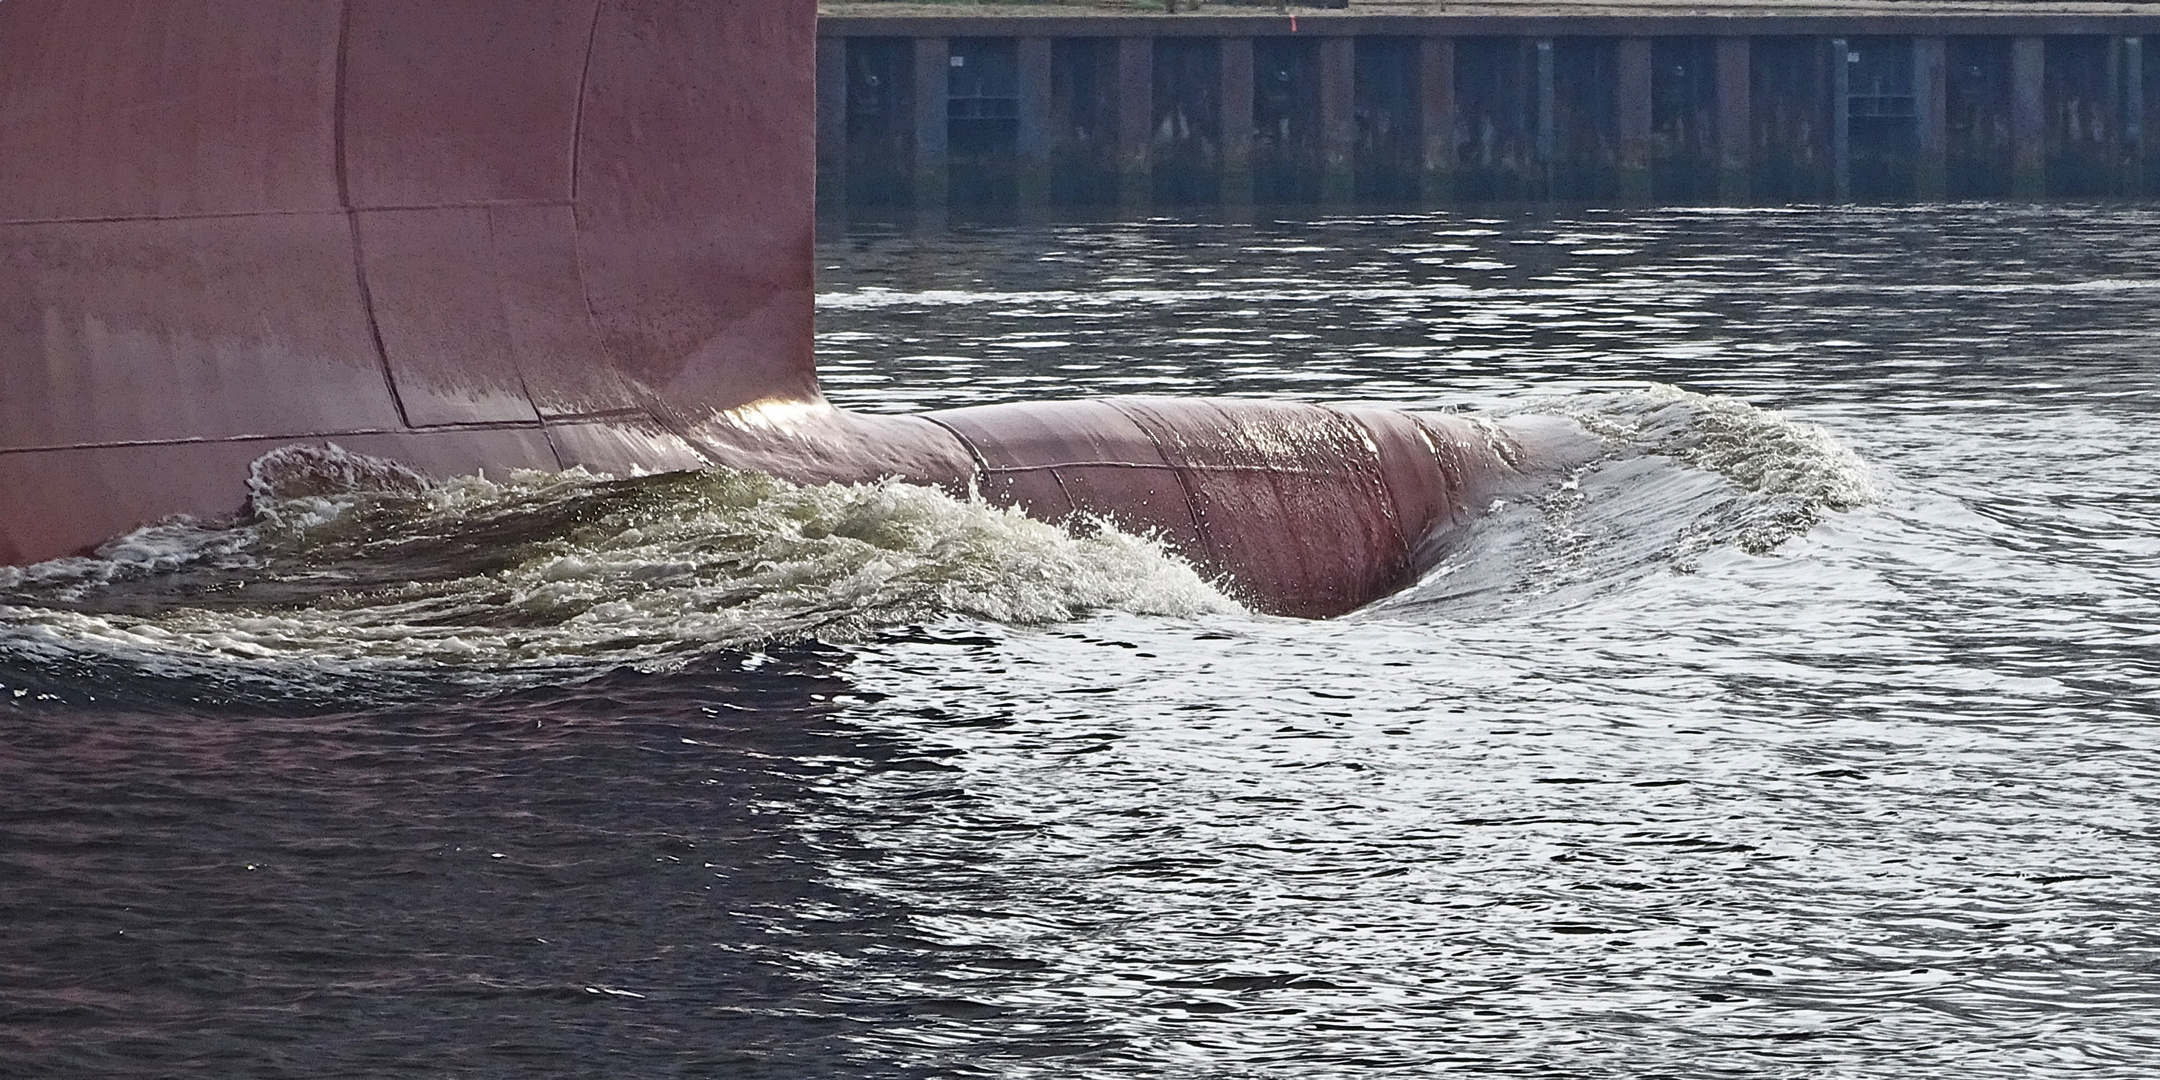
<box><xmin>0</xmin><ymin>0</ymin><xmax>1584</xmax><ymax>617</ymax></box>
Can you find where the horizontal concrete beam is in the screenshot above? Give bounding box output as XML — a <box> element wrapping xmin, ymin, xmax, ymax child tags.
<box><xmin>820</xmin><ymin>13</ymin><xmax>2160</xmax><ymax>38</ymax></box>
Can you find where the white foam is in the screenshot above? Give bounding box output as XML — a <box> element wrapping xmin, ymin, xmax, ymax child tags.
<box><xmin>0</xmin><ymin>451</ymin><xmax>1235</xmax><ymax>687</ymax></box>
<box><xmin>1482</xmin><ymin>384</ymin><xmax>1880</xmax><ymax>588</ymax></box>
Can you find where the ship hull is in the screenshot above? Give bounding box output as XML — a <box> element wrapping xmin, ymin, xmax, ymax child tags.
<box><xmin>0</xmin><ymin>0</ymin><xmax>1583</xmax><ymax>616</ymax></box>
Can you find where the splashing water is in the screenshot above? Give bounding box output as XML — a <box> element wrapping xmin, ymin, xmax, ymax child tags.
<box><xmin>0</xmin><ymin>445</ymin><xmax>1233</xmax><ymax>691</ymax></box>
<box><xmin>12</xmin><ymin>208</ymin><xmax>2155</xmax><ymax>1080</ymax></box>
<box><xmin>0</xmin><ymin>387</ymin><xmax>1880</xmax><ymax>696</ymax></box>
<box><xmin>1601</xmin><ymin>384</ymin><xmax>1879</xmax><ymax>557</ymax></box>
<box><xmin>1383</xmin><ymin>383</ymin><xmax>1880</xmax><ymax>615</ymax></box>
<box><xmin>1517</xmin><ymin>383</ymin><xmax>1878</xmax><ymax>563</ymax></box>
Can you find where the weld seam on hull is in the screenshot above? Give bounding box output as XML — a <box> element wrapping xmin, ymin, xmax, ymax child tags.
<box><xmin>570</xmin><ymin>0</ymin><xmax>603</xmax><ymax>203</ymax></box>
<box><xmin>334</xmin><ymin>0</ymin><xmax>412</xmax><ymax>430</ymax></box>
<box><xmin>916</xmin><ymin>414</ymin><xmax>998</xmax><ymax>497</ymax></box>
<box><xmin>481</xmin><ymin>204</ymin><xmax>566</xmax><ymax>471</ymax></box>
<box><xmin>979</xmin><ymin>460</ymin><xmax>1366</xmax><ymax>477</ymax></box>
<box><xmin>0</xmin><ymin>420</ymin><xmax>603</xmax><ymax>457</ymax></box>
<box><xmin>564</xmin><ymin>14</ymin><xmax>641</xmax><ymax>448</ymax></box>
<box><xmin>1319</xmin><ymin>404</ymin><xmax>1416</xmax><ymax>557</ymax></box>
<box><xmin>0</xmin><ymin>199</ymin><xmax>580</xmax><ymax>228</ymax></box>
<box><xmin>1100</xmin><ymin>399</ymin><xmax>1226</xmax><ymax>573</ymax></box>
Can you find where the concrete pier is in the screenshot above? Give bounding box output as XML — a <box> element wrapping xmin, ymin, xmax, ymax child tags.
<box><xmin>820</xmin><ymin>2</ymin><xmax>2160</xmax><ymax>209</ymax></box>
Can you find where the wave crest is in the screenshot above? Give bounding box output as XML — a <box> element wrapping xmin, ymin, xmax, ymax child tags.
<box><xmin>0</xmin><ymin>449</ymin><xmax>1233</xmax><ymax>689</ymax></box>
<box><xmin>1534</xmin><ymin>384</ymin><xmax>1878</xmax><ymax>561</ymax></box>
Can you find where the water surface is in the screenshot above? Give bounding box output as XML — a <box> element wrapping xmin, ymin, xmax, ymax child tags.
<box><xmin>4</xmin><ymin>205</ymin><xmax>2157</xmax><ymax>1077</ymax></box>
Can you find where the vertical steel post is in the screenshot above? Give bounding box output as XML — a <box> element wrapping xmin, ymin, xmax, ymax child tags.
<box><xmin>2108</xmin><ymin>36</ymin><xmax>2124</xmax><ymax>194</ymax></box>
<box><xmin>1716</xmin><ymin>35</ymin><xmax>1751</xmax><ymax>204</ymax></box>
<box><xmin>2128</xmin><ymin>37</ymin><xmax>2147</xmax><ymax>196</ymax></box>
<box><xmin>1536</xmin><ymin>37</ymin><xmax>1556</xmax><ymax>198</ymax></box>
<box><xmin>1831</xmin><ymin>36</ymin><xmax>1851</xmax><ymax>202</ymax></box>
<box><xmin>817</xmin><ymin>36</ymin><xmax>848</xmax><ymax>212</ymax></box>
<box><xmin>1915</xmin><ymin>36</ymin><xmax>1948</xmax><ymax>201</ymax></box>
<box><xmin>2011</xmin><ymin>35</ymin><xmax>2045</xmax><ymax>198</ymax></box>
<box><xmin>1017</xmin><ymin>37</ymin><xmax>1053</xmax><ymax>208</ymax></box>
<box><xmin>913</xmin><ymin>36</ymin><xmax>949</xmax><ymax>211</ymax></box>
<box><xmin>1118</xmin><ymin>36</ymin><xmax>1153</xmax><ymax>212</ymax></box>
<box><xmin>1419</xmin><ymin>36</ymin><xmax>1455</xmax><ymax>204</ymax></box>
<box><xmin>1618</xmin><ymin>37</ymin><xmax>1653</xmax><ymax>203</ymax></box>
<box><xmin>1223</xmin><ymin>37</ymin><xmax>1256</xmax><ymax>208</ymax></box>
<box><xmin>1320</xmin><ymin>36</ymin><xmax>1357</xmax><ymax>204</ymax></box>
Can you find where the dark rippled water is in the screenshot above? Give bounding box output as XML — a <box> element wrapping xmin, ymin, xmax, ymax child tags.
<box><xmin>5</xmin><ymin>205</ymin><xmax>2158</xmax><ymax>1077</ymax></box>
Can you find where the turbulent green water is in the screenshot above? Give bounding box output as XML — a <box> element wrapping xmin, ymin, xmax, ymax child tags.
<box><xmin>3</xmin><ymin>205</ymin><xmax>2156</xmax><ymax>1078</ymax></box>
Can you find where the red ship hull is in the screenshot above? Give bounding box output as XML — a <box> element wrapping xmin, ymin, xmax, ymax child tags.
<box><xmin>0</xmin><ymin>0</ymin><xmax>1579</xmax><ymax>617</ymax></box>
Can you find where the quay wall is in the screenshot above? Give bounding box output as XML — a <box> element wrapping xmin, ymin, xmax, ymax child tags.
<box><xmin>817</xmin><ymin>12</ymin><xmax>2160</xmax><ymax>207</ymax></box>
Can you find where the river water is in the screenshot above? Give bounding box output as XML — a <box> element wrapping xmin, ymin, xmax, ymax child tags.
<box><xmin>3</xmin><ymin>205</ymin><xmax>2156</xmax><ymax>1077</ymax></box>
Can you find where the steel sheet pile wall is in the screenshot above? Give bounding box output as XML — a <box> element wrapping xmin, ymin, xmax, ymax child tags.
<box><xmin>820</xmin><ymin>11</ymin><xmax>2160</xmax><ymax>210</ymax></box>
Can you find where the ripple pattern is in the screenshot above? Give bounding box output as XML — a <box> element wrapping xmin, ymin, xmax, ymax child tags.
<box><xmin>3</xmin><ymin>205</ymin><xmax>2157</xmax><ymax>1078</ymax></box>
